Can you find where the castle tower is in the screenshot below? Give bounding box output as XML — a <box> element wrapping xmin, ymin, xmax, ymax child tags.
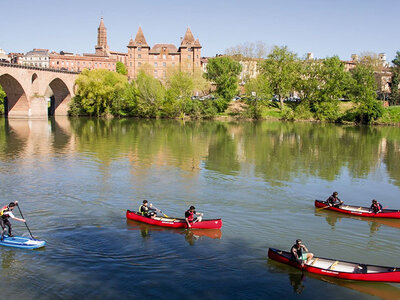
<box><xmin>127</xmin><ymin>27</ymin><xmax>150</xmax><ymax>79</ymax></box>
<box><xmin>178</xmin><ymin>27</ymin><xmax>201</xmax><ymax>73</ymax></box>
<box><xmin>95</xmin><ymin>17</ymin><xmax>110</xmax><ymax>56</ymax></box>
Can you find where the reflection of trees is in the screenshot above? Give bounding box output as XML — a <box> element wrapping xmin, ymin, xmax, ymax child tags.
<box><xmin>383</xmin><ymin>139</ymin><xmax>400</xmax><ymax>187</ymax></box>
<box><xmin>0</xmin><ymin>117</ymin><xmax>392</xmax><ymax>188</ymax></box>
<box><xmin>205</xmin><ymin>123</ymin><xmax>240</xmax><ymax>175</ymax></box>
<box><xmin>238</xmin><ymin>122</ymin><xmax>383</xmax><ymax>185</ymax></box>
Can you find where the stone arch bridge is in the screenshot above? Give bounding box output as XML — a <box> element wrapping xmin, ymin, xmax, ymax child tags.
<box><xmin>0</xmin><ymin>63</ymin><xmax>78</xmax><ymax>118</ymax></box>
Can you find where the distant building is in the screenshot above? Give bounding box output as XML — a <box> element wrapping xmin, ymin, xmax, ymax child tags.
<box><xmin>0</xmin><ymin>48</ymin><xmax>10</xmax><ymax>62</ymax></box>
<box><xmin>49</xmin><ymin>51</ymin><xmax>116</xmax><ymax>72</ymax></box>
<box><xmin>8</xmin><ymin>52</ymin><xmax>24</xmax><ymax>64</ymax></box>
<box><xmin>20</xmin><ymin>48</ymin><xmax>49</xmax><ymax>68</ymax></box>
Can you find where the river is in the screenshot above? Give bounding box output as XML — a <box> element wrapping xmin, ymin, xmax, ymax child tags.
<box><xmin>0</xmin><ymin>117</ymin><xmax>399</xmax><ymax>299</ymax></box>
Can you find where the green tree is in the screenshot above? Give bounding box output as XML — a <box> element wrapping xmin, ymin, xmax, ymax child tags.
<box><xmin>116</xmin><ymin>61</ymin><xmax>128</xmax><ymax>75</ymax></box>
<box><xmin>299</xmin><ymin>56</ymin><xmax>350</xmax><ymax>121</ymax></box>
<box><xmin>0</xmin><ymin>85</ymin><xmax>5</xmax><ymax>114</ymax></box>
<box><xmin>72</xmin><ymin>69</ymin><xmax>130</xmax><ymax>117</ymax></box>
<box><xmin>135</xmin><ymin>70</ymin><xmax>165</xmax><ymax>118</ymax></box>
<box><xmin>390</xmin><ymin>51</ymin><xmax>400</xmax><ymax>105</ymax></box>
<box><xmin>204</xmin><ymin>56</ymin><xmax>242</xmax><ymax>112</ymax></box>
<box><xmin>259</xmin><ymin>46</ymin><xmax>299</xmax><ymax>108</ymax></box>
<box><xmin>243</xmin><ymin>74</ymin><xmax>273</xmax><ymax>118</ymax></box>
<box><xmin>349</xmin><ymin>64</ymin><xmax>383</xmax><ymax>123</ymax></box>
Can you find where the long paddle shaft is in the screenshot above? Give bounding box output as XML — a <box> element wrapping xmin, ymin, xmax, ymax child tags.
<box><xmin>16</xmin><ymin>204</ymin><xmax>35</xmax><ymax>239</ymax></box>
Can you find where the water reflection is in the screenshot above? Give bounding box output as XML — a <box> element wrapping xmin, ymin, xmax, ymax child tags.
<box><xmin>1</xmin><ymin>249</ymin><xmax>16</xmax><ymax>270</ymax></box>
<box><xmin>315</xmin><ymin>209</ymin><xmax>400</xmax><ymax>235</ymax></box>
<box><xmin>269</xmin><ymin>259</ymin><xmax>400</xmax><ymax>299</ymax></box>
<box><xmin>1</xmin><ymin>117</ymin><xmax>400</xmax><ymax>188</ymax></box>
<box><xmin>126</xmin><ymin>219</ymin><xmax>222</xmax><ymax>245</ymax></box>
<box><xmin>288</xmin><ymin>272</ymin><xmax>305</xmax><ymax>294</ymax></box>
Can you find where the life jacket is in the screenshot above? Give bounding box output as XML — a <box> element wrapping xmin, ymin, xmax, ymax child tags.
<box><xmin>185</xmin><ymin>210</ymin><xmax>194</xmax><ymax>222</ymax></box>
<box><xmin>139</xmin><ymin>205</ymin><xmax>148</xmax><ymax>216</ymax></box>
<box><xmin>372</xmin><ymin>202</ymin><xmax>382</xmax><ymax>213</ymax></box>
<box><xmin>0</xmin><ymin>205</ymin><xmax>10</xmax><ymax>218</ymax></box>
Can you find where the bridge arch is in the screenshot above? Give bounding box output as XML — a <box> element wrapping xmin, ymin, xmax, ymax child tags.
<box><xmin>0</xmin><ymin>74</ymin><xmax>29</xmax><ymax>117</ymax></box>
<box><xmin>31</xmin><ymin>73</ymin><xmax>39</xmax><ymax>94</ymax></box>
<box><xmin>46</xmin><ymin>77</ymin><xmax>72</xmax><ymax>116</ymax></box>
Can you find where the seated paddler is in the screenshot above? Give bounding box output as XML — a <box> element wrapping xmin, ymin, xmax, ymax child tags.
<box><xmin>326</xmin><ymin>192</ymin><xmax>343</xmax><ymax>207</ymax></box>
<box><xmin>138</xmin><ymin>200</ymin><xmax>159</xmax><ymax>218</ymax></box>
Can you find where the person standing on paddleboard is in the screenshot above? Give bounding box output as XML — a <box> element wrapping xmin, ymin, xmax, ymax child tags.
<box><xmin>0</xmin><ymin>201</ymin><xmax>26</xmax><ymax>241</ymax></box>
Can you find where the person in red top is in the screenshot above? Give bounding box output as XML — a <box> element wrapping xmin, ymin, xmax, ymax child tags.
<box><xmin>0</xmin><ymin>201</ymin><xmax>26</xmax><ymax>241</ymax></box>
<box><xmin>185</xmin><ymin>206</ymin><xmax>203</xmax><ymax>228</ymax></box>
<box><xmin>370</xmin><ymin>199</ymin><xmax>383</xmax><ymax>214</ymax></box>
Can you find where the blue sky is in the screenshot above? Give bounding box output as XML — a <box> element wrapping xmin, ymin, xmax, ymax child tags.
<box><xmin>1</xmin><ymin>0</ymin><xmax>399</xmax><ymax>62</ymax></box>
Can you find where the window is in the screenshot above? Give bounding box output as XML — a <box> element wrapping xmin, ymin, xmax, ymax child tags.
<box><xmin>138</xmin><ymin>62</ymin><xmax>142</xmax><ymax>67</ymax></box>
<box><xmin>163</xmin><ymin>62</ymin><xmax>166</xmax><ymax>67</ymax></box>
<box><xmin>171</xmin><ymin>55</ymin><xmax>175</xmax><ymax>60</ymax></box>
<box><xmin>172</xmin><ymin>62</ymin><xmax>175</xmax><ymax>67</ymax></box>
<box><xmin>154</xmin><ymin>62</ymin><xmax>158</xmax><ymax>67</ymax></box>
<box><xmin>138</xmin><ymin>47</ymin><xmax>141</xmax><ymax>52</ymax></box>
<box><xmin>99</xmin><ymin>63</ymin><xmax>102</xmax><ymax>67</ymax></box>
<box><xmin>130</xmin><ymin>62</ymin><xmax>132</xmax><ymax>67</ymax></box>
<box><xmin>154</xmin><ymin>70</ymin><xmax>158</xmax><ymax>78</ymax></box>
<box><xmin>57</xmin><ymin>61</ymin><xmax>59</xmax><ymax>65</ymax></box>
<box><xmin>138</xmin><ymin>54</ymin><xmax>141</xmax><ymax>59</ymax></box>
<box><xmin>154</xmin><ymin>55</ymin><xmax>158</xmax><ymax>60</ymax></box>
<box><xmin>187</xmin><ymin>55</ymin><xmax>191</xmax><ymax>59</ymax></box>
<box><xmin>77</xmin><ymin>62</ymin><xmax>80</xmax><ymax>66</ymax></box>
<box><xmin>188</xmin><ymin>63</ymin><xmax>191</xmax><ymax>68</ymax></box>
<box><xmin>163</xmin><ymin>54</ymin><xmax>166</xmax><ymax>60</ymax></box>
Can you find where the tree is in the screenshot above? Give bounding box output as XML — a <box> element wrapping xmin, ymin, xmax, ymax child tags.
<box><xmin>391</xmin><ymin>51</ymin><xmax>400</xmax><ymax>105</ymax></box>
<box><xmin>243</xmin><ymin>74</ymin><xmax>272</xmax><ymax>118</ymax></box>
<box><xmin>134</xmin><ymin>70</ymin><xmax>165</xmax><ymax>118</ymax></box>
<box><xmin>116</xmin><ymin>61</ymin><xmax>128</xmax><ymax>75</ymax></box>
<box><xmin>0</xmin><ymin>85</ymin><xmax>5</xmax><ymax>114</ymax></box>
<box><xmin>298</xmin><ymin>56</ymin><xmax>351</xmax><ymax>121</ymax></box>
<box><xmin>204</xmin><ymin>56</ymin><xmax>242</xmax><ymax>112</ymax></box>
<box><xmin>225</xmin><ymin>41</ymin><xmax>269</xmax><ymax>60</ymax></box>
<box><xmin>72</xmin><ymin>69</ymin><xmax>130</xmax><ymax>117</ymax></box>
<box><xmin>259</xmin><ymin>46</ymin><xmax>299</xmax><ymax>108</ymax></box>
<box><xmin>348</xmin><ymin>64</ymin><xmax>383</xmax><ymax>124</ymax></box>
<box><xmin>164</xmin><ymin>70</ymin><xmax>194</xmax><ymax>117</ymax></box>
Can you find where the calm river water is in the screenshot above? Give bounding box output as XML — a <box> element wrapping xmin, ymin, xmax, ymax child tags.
<box><xmin>0</xmin><ymin>117</ymin><xmax>399</xmax><ymax>299</ymax></box>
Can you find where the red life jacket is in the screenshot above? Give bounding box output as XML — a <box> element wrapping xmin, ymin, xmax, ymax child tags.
<box><xmin>185</xmin><ymin>210</ymin><xmax>194</xmax><ymax>222</ymax></box>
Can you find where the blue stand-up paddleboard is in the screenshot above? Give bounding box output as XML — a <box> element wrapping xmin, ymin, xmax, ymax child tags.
<box><xmin>0</xmin><ymin>235</ymin><xmax>46</xmax><ymax>249</ymax></box>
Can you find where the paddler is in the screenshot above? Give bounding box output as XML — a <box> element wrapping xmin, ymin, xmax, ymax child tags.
<box><xmin>370</xmin><ymin>199</ymin><xmax>383</xmax><ymax>214</ymax></box>
<box><xmin>185</xmin><ymin>206</ymin><xmax>203</xmax><ymax>228</ymax></box>
<box><xmin>326</xmin><ymin>192</ymin><xmax>343</xmax><ymax>207</ymax></box>
<box><xmin>0</xmin><ymin>201</ymin><xmax>26</xmax><ymax>241</ymax></box>
<box><xmin>138</xmin><ymin>200</ymin><xmax>159</xmax><ymax>218</ymax></box>
<box><xmin>291</xmin><ymin>239</ymin><xmax>313</xmax><ymax>267</ymax></box>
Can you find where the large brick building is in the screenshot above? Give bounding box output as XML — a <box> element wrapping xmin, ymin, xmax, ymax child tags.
<box><xmin>47</xmin><ymin>18</ymin><xmax>202</xmax><ymax>80</ymax></box>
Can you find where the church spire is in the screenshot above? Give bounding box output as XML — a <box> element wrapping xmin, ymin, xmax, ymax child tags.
<box><xmin>95</xmin><ymin>17</ymin><xmax>109</xmax><ymax>55</ymax></box>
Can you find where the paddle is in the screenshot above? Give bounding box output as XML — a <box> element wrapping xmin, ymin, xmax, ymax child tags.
<box><xmin>16</xmin><ymin>203</ymin><xmax>35</xmax><ymax>239</ymax></box>
<box><xmin>150</xmin><ymin>204</ymin><xmax>170</xmax><ymax>218</ymax></box>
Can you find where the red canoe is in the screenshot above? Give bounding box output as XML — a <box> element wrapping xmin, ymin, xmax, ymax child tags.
<box><xmin>315</xmin><ymin>200</ymin><xmax>400</xmax><ymax>219</ymax></box>
<box><xmin>268</xmin><ymin>248</ymin><xmax>400</xmax><ymax>283</ymax></box>
<box><xmin>126</xmin><ymin>210</ymin><xmax>222</xmax><ymax>229</ymax></box>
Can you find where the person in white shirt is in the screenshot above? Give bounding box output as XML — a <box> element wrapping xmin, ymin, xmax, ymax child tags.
<box><xmin>0</xmin><ymin>201</ymin><xmax>25</xmax><ymax>241</ymax></box>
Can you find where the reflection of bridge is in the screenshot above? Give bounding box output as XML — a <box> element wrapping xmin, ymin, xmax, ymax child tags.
<box><xmin>0</xmin><ymin>63</ymin><xmax>78</xmax><ymax>118</ymax></box>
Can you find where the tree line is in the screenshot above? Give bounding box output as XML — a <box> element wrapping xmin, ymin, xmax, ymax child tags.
<box><xmin>1</xmin><ymin>47</ymin><xmax>399</xmax><ymax>124</ymax></box>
